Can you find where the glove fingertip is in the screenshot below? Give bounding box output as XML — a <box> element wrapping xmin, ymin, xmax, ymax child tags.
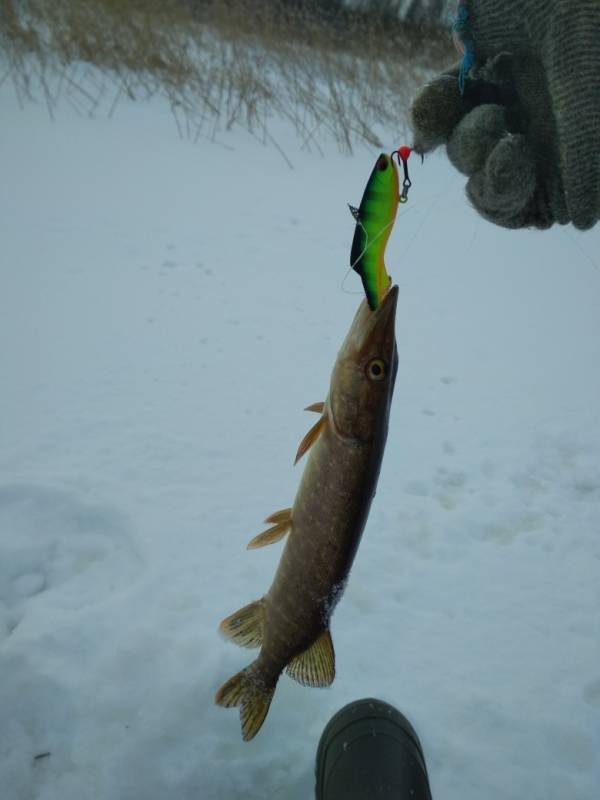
<box><xmin>410</xmin><ymin>67</ymin><xmax>470</xmax><ymax>152</ymax></box>
<box><xmin>467</xmin><ymin>134</ymin><xmax>539</xmax><ymax>228</ymax></box>
<box><xmin>447</xmin><ymin>104</ymin><xmax>507</xmax><ymax>176</ymax></box>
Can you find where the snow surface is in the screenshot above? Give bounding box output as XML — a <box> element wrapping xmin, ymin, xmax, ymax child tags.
<box><xmin>1</xmin><ymin>81</ymin><xmax>599</xmax><ymax>800</ymax></box>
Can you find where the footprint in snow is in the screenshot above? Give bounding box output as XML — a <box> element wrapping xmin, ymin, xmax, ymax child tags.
<box><xmin>0</xmin><ymin>484</ymin><xmax>142</xmax><ymax>639</ymax></box>
<box><xmin>434</xmin><ymin>467</ymin><xmax>467</xmax><ymax>510</ymax></box>
<box><xmin>583</xmin><ymin>678</ymin><xmax>600</xmax><ymax>707</ymax></box>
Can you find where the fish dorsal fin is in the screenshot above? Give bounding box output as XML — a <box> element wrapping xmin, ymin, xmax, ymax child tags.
<box><xmin>264</xmin><ymin>507</ymin><xmax>292</xmax><ymax>524</ymax></box>
<box><xmin>304</xmin><ymin>401</ymin><xmax>325</xmax><ymax>414</ymax></box>
<box><xmin>294</xmin><ymin>414</ymin><xmax>327</xmax><ymax>465</ymax></box>
<box><xmin>348</xmin><ymin>204</ymin><xmax>361</xmax><ymax>222</ymax></box>
<box><xmin>218</xmin><ymin>598</ymin><xmax>264</xmax><ymax>648</ymax></box>
<box><xmin>247</xmin><ymin>518</ymin><xmax>292</xmax><ymax>550</ymax></box>
<box><xmin>286</xmin><ymin>629</ymin><xmax>335</xmax><ymax>687</ymax></box>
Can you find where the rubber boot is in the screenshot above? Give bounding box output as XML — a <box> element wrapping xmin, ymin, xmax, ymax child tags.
<box><xmin>315</xmin><ymin>698</ymin><xmax>433</xmax><ymax>800</ymax></box>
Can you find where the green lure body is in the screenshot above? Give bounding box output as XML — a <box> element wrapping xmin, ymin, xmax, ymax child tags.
<box><xmin>350</xmin><ymin>153</ymin><xmax>399</xmax><ymax>311</ymax></box>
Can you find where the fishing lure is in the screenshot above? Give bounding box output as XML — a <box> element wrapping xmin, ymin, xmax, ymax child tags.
<box><xmin>349</xmin><ymin>147</ymin><xmax>413</xmax><ymax>311</ymax></box>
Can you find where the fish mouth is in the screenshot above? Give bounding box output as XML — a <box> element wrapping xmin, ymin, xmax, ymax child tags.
<box><xmin>372</xmin><ymin>284</ymin><xmax>398</xmax><ymax>328</ymax></box>
<box><xmin>336</xmin><ymin>285</ymin><xmax>398</xmax><ymax>375</ymax></box>
<box><xmin>329</xmin><ymin>285</ymin><xmax>399</xmax><ymax>442</ymax></box>
<box><xmin>354</xmin><ymin>285</ymin><xmax>398</xmax><ymax>357</ymax></box>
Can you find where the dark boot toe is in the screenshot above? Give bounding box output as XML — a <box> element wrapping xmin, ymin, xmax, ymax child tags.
<box><xmin>315</xmin><ymin>698</ymin><xmax>432</xmax><ymax>800</ymax></box>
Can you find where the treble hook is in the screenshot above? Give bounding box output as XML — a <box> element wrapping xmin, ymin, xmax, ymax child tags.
<box><xmin>392</xmin><ymin>146</ymin><xmax>420</xmax><ymax>204</ymax></box>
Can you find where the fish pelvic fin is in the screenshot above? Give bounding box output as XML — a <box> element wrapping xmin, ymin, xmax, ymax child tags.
<box><xmin>264</xmin><ymin>507</ymin><xmax>293</xmax><ymax>525</ymax></box>
<box><xmin>247</xmin><ymin>519</ymin><xmax>292</xmax><ymax>550</ymax></box>
<box><xmin>294</xmin><ymin>414</ymin><xmax>327</xmax><ymax>465</ymax></box>
<box><xmin>286</xmin><ymin>629</ymin><xmax>335</xmax><ymax>688</ymax></box>
<box><xmin>247</xmin><ymin>507</ymin><xmax>293</xmax><ymax>550</ymax></box>
<box><xmin>304</xmin><ymin>401</ymin><xmax>325</xmax><ymax>414</ymax></box>
<box><xmin>218</xmin><ymin>598</ymin><xmax>264</xmax><ymax>648</ymax></box>
<box><xmin>215</xmin><ymin>662</ymin><xmax>275</xmax><ymax>741</ymax></box>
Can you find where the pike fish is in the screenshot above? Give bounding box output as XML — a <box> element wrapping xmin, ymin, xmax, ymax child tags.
<box><xmin>215</xmin><ymin>285</ymin><xmax>399</xmax><ymax>740</ymax></box>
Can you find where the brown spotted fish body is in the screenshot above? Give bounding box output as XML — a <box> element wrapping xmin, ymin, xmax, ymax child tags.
<box><xmin>215</xmin><ymin>286</ymin><xmax>398</xmax><ymax>740</ymax></box>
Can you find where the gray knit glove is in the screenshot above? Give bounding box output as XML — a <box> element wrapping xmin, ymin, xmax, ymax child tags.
<box><xmin>411</xmin><ymin>0</ymin><xmax>600</xmax><ymax>230</ymax></box>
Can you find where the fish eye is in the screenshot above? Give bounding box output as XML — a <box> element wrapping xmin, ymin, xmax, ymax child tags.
<box><xmin>376</xmin><ymin>155</ymin><xmax>388</xmax><ymax>171</ymax></box>
<box><xmin>366</xmin><ymin>358</ymin><xmax>387</xmax><ymax>381</ymax></box>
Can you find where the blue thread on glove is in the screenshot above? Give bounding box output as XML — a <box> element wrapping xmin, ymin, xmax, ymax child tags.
<box><xmin>458</xmin><ymin>47</ymin><xmax>475</xmax><ymax>94</ymax></box>
<box><xmin>453</xmin><ymin>2</ymin><xmax>475</xmax><ymax>95</ymax></box>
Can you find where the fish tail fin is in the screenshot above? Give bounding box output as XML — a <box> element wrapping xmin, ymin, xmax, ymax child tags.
<box><xmin>215</xmin><ymin>662</ymin><xmax>275</xmax><ymax>741</ymax></box>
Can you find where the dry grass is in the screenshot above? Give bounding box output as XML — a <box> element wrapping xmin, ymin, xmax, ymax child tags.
<box><xmin>1</xmin><ymin>0</ymin><xmax>454</xmax><ymax>152</ymax></box>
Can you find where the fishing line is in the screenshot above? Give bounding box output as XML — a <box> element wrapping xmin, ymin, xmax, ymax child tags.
<box><xmin>397</xmin><ymin>170</ymin><xmax>451</xmax><ymax>263</ymax></box>
<box><xmin>562</xmin><ymin>227</ymin><xmax>600</xmax><ymax>274</ymax></box>
<box><xmin>340</xmin><ymin>206</ymin><xmax>415</xmax><ymax>296</ymax></box>
<box><xmin>340</xmin><ymin>274</ymin><xmax>365</xmax><ymax>297</ymax></box>
<box><xmin>350</xmin><ymin>217</ymin><xmax>397</xmax><ymax>272</ymax></box>
<box><xmin>339</xmin><ymin>218</ymin><xmax>396</xmax><ymax>297</ymax></box>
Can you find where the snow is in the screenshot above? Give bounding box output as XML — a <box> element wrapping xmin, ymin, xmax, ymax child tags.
<box><xmin>1</xmin><ymin>81</ymin><xmax>599</xmax><ymax>800</ymax></box>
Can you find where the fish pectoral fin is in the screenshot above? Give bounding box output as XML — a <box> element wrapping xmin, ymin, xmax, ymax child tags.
<box><xmin>294</xmin><ymin>414</ymin><xmax>327</xmax><ymax>465</ymax></box>
<box><xmin>286</xmin><ymin>629</ymin><xmax>335</xmax><ymax>688</ymax></box>
<box><xmin>304</xmin><ymin>402</ymin><xmax>325</xmax><ymax>414</ymax></box>
<box><xmin>215</xmin><ymin>662</ymin><xmax>275</xmax><ymax>741</ymax></box>
<box><xmin>218</xmin><ymin>598</ymin><xmax>264</xmax><ymax>648</ymax></box>
<box><xmin>264</xmin><ymin>507</ymin><xmax>292</xmax><ymax>525</ymax></box>
<box><xmin>247</xmin><ymin>520</ymin><xmax>292</xmax><ymax>550</ymax></box>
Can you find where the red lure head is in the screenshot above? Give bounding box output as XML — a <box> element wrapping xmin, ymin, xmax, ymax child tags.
<box><xmin>391</xmin><ymin>146</ymin><xmax>414</xmax><ymax>203</ymax></box>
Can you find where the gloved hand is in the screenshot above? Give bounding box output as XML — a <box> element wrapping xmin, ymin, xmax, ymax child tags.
<box><xmin>410</xmin><ymin>0</ymin><xmax>599</xmax><ymax>231</ymax></box>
